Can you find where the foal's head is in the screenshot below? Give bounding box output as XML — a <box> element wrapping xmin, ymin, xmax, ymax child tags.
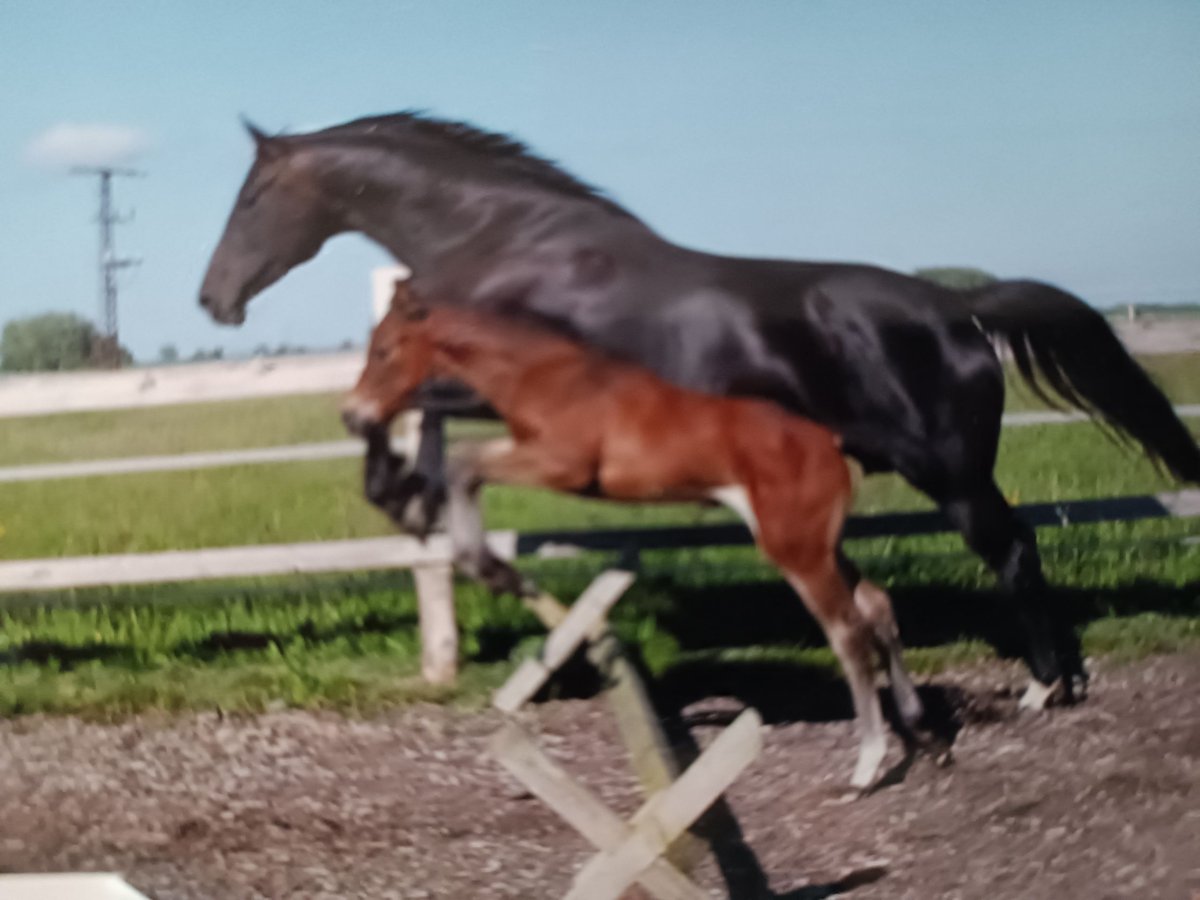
<box><xmin>341</xmin><ymin>281</ymin><xmax>433</xmax><ymax>435</ymax></box>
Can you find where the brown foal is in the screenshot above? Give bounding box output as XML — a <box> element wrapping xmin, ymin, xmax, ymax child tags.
<box><xmin>343</xmin><ymin>280</ymin><xmax>924</xmax><ymax>789</ymax></box>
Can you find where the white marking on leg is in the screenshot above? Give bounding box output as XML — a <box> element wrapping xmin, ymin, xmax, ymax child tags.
<box><xmin>396</xmin><ymin>409</ymin><xmax>424</xmax><ymax>459</ymax></box>
<box><xmin>851</xmin><ymin>729</ymin><xmax>888</xmax><ymax>791</ymax></box>
<box><xmin>709</xmin><ymin>485</ymin><xmax>759</xmax><ymax>537</ymax></box>
<box><xmin>854</xmin><ymin>580</ymin><xmax>923</xmax><ymax>729</ymax></box>
<box><xmin>1019</xmin><ymin>678</ymin><xmax>1060</xmax><ymax>711</ymax></box>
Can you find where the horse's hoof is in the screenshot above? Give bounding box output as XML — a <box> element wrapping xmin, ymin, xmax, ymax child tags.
<box><xmin>1018</xmin><ymin>678</ymin><xmax>1061</xmax><ymax>712</ymax></box>
<box><xmin>850</xmin><ymin>757</ymin><xmax>885</xmax><ymax>793</ymax></box>
<box><xmin>480</xmin><ymin>560</ymin><xmax>531</xmax><ymax>599</ymax></box>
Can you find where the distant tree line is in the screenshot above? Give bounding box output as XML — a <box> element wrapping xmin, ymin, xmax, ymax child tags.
<box><xmin>0</xmin><ymin>313</ymin><xmax>132</xmax><ymax>372</ymax></box>
<box><xmin>913</xmin><ymin>267</ymin><xmax>997</xmax><ymax>291</ymax></box>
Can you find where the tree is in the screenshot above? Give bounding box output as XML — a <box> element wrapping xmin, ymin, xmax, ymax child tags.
<box><xmin>0</xmin><ymin>313</ymin><xmax>131</xmax><ymax>372</ymax></box>
<box><xmin>914</xmin><ymin>267</ymin><xmax>997</xmax><ymax>291</ymax></box>
<box><xmin>159</xmin><ymin>344</ymin><xmax>179</xmax><ymax>363</ymax></box>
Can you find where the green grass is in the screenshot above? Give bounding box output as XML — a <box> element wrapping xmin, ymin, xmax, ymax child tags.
<box><xmin>1</xmin><ymin>530</ymin><xmax>1196</xmax><ymax>718</ymax></box>
<box><xmin>3</xmin><ymin>418</ymin><xmax>1197</xmax><ymax>560</ymax></box>
<box><xmin>0</xmin><ymin>393</ymin><xmax>349</xmax><ymax>467</ymax></box>
<box><xmin>0</xmin><ymin>392</ymin><xmax>504</xmax><ymax>468</ymax></box>
<box><xmin>2</xmin><ymin>352</ymin><xmax>1197</xmax><ymax>468</ymax></box>
<box><xmin>0</xmin><ymin>356</ymin><xmax>1198</xmax><ymax>718</ymax></box>
<box><xmin>1002</xmin><ymin>350</ymin><xmax>1200</xmax><ymax>411</ymax></box>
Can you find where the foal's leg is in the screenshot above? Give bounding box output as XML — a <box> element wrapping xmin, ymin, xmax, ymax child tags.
<box><xmin>731</xmin><ymin>479</ymin><xmax>889</xmax><ymax>789</ymax></box>
<box><xmin>447</xmin><ymin>438</ymin><xmax>592</xmax><ymax>596</ymax></box>
<box><xmin>446</xmin><ymin>439</ymin><xmax>528</xmax><ymax>597</ymax></box>
<box><xmin>838</xmin><ymin>551</ymin><xmax>923</xmax><ymax>734</ymax></box>
<box><xmin>363</xmin><ymin>428</ymin><xmax>403</xmax><ymax>507</ymax></box>
<box><xmin>403</xmin><ymin>411</ymin><xmax>449</xmax><ymax>537</ymax></box>
<box><xmin>360</xmin><ymin>426</ymin><xmax>444</xmax><ymax>536</ymax></box>
<box><xmin>785</xmin><ymin>563</ymin><xmax>889</xmax><ymax>790</ymax></box>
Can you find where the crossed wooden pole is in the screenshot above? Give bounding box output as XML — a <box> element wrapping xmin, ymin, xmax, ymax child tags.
<box><xmin>489</xmin><ymin>570</ymin><xmax>764</xmax><ymax>900</ymax></box>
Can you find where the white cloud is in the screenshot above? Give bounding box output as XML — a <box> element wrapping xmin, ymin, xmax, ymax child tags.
<box><xmin>24</xmin><ymin>122</ymin><xmax>151</xmax><ymax>169</ymax></box>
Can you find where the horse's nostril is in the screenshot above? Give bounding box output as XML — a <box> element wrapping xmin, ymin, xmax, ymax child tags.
<box><xmin>199</xmin><ymin>294</ymin><xmax>213</xmax><ymax>310</ymax></box>
<box><xmin>342</xmin><ymin>406</ymin><xmax>370</xmax><ymax>435</ymax></box>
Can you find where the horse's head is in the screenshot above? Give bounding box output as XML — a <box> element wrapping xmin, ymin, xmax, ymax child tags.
<box><xmin>341</xmin><ymin>279</ymin><xmax>433</xmax><ymax>435</ymax></box>
<box><xmin>199</xmin><ymin>120</ymin><xmax>341</xmax><ymax>325</ymax></box>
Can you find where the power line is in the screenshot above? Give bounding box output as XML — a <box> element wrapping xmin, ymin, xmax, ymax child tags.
<box><xmin>70</xmin><ymin>166</ymin><xmax>144</xmax><ymax>368</ymax></box>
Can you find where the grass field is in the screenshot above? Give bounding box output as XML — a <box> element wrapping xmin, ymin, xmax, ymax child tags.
<box><xmin>1</xmin><ymin>351</ymin><xmax>1198</xmax><ymax>469</ymax></box>
<box><xmin>0</xmin><ymin>355</ymin><xmax>1198</xmax><ymax>717</ymax></box>
<box><xmin>1</xmin><ymin>525</ymin><xmax>1196</xmax><ymax>718</ymax></box>
<box><xmin>2</xmin><ymin>417</ymin><xmax>1197</xmax><ymax>560</ymax></box>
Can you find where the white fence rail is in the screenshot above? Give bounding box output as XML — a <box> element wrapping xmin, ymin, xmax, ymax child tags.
<box><xmin>0</xmin><ymin>353</ymin><xmax>363</xmax><ymax>420</ymax></box>
<box><xmin>2</xmin><ymin>406</ymin><xmax>1198</xmax><ymax>485</ymax></box>
<box><xmin>2</xmin><ymin>490</ymin><xmax>1198</xmax><ymax>597</ymax></box>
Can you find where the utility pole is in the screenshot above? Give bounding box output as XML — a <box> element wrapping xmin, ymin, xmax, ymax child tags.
<box><xmin>71</xmin><ymin>166</ymin><xmax>143</xmax><ymax>368</ymax></box>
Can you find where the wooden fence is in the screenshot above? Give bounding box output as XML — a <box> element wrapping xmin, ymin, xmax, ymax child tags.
<box><xmin>3</xmin><ymin>488</ymin><xmax>1198</xmax><ymax>684</ymax></box>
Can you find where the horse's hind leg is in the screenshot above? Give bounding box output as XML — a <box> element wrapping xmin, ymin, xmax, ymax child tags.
<box><xmin>837</xmin><ymin>552</ymin><xmax>922</xmax><ymax>733</ymax></box>
<box><xmin>784</xmin><ymin>563</ymin><xmax>889</xmax><ymax>790</ymax></box>
<box><xmin>721</xmin><ymin>481</ymin><xmax>887</xmax><ymax>788</ymax></box>
<box><xmin>939</xmin><ymin>480</ymin><xmax>1082</xmax><ymax>707</ymax></box>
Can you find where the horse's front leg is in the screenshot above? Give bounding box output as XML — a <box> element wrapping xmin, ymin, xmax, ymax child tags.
<box><xmin>363</xmin><ymin>427</ymin><xmax>405</xmax><ymax>506</ymax></box>
<box><xmin>445</xmin><ymin>438</ymin><xmax>526</xmax><ymax>596</ymax></box>
<box><xmin>359</xmin><ymin>412</ymin><xmax>447</xmax><ymax>539</ymax></box>
<box><xmin>405</xmin><ymin>410</ymin><xmax>448</xmax><ymax>537</ymax></box>
<box><xmin>447</xmin><ymin>438</ymin><xmax>590</xmax><ymax>597</ymax></box>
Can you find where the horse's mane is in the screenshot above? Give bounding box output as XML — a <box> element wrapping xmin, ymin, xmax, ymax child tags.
<box><xmin>297</xmin><ymin>112</ymin><xmax>630</xmax><ymax>215</ymax></box>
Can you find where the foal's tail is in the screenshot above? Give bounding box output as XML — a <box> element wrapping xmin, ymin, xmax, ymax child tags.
<box><xmin>963</xmin><ymin>280</ymin><xmax>1200</xmax><ymax>483</ymax></box>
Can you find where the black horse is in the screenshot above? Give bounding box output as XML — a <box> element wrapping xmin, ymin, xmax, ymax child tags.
<box><xmin>199</xmin><ymin>113</ymin><xmax>1200</xmax><ymax>705</ymax></box>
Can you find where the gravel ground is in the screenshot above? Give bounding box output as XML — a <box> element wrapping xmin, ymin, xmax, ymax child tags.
<box><xmin>1</xmin><ymin>653</ymin><xmax>1197</xmax><ymax>900</ymax></box>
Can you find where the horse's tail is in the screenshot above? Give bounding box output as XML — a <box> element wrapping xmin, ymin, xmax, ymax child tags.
<box><xmin>963</xmin><ymin>279</ymin><xmax>1200</xmax><ymax>483</ymax></box>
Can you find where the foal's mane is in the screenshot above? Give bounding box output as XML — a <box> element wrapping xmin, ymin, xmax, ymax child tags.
<box><xmin>294</xmin><ymin>112</ymin><xmax>630</xmax><ymax>216</ymax></box>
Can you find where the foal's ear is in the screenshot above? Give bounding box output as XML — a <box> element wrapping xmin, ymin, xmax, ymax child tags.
<box><xmin>241</xmin><ymin>116</ymin><xmax>287</xmax><ymax>162</ymax></box>
<box><xmin>390</xmin><ymin>279</ymin><xmax>429</xmax><ymax>321</ymax></box>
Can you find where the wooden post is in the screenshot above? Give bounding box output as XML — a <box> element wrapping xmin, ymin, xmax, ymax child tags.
<box><xmin>492</xmin><ymin>708</ymin><xmax>763</xmax><ymax>900</ymax></box>
<box><xmin>564</xmin><ymin>709</ymin><xmax>762</xmax><ymax>900</ymax></box>
<box><xmin>494</xmin><ymin>571</ymin><xmax>634</xmax><ymax>712</ymax></box>
<box><xmin>413</xmin><ymin>563</ymin><xmax>458</xmax><ymax>685</ymax></box>
<box><xmin>516</xmin><ymin>574</ymin><xmax>704</xmax><ymax>869</ymax></box>
<box><xmin>492</xmin><ymin>724</ymin><xmax>710</xmax><ymax>900</ymax></box>
<box><xmin>371</xmin><ymin>265</ymin><xmax>460</xmax><ymax>686</ymax></box>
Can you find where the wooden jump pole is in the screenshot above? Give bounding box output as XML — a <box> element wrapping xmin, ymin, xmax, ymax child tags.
<box><xmin>514</xmin><ymin>576</ymin><xmax>695</xmax><ymax>849</ymax></box>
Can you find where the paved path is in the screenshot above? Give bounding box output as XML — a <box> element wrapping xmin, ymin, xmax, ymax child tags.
<box><xmin>1</xmin><ymin>405</ymin><xmax>1197</xmax><ymax>485</ymax></box>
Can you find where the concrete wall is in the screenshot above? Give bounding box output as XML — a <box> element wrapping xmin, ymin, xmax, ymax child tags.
<box><xmin>0</xmin><ymin>352</ymin><xmax>365</xmax><ymax>419</ymax></box>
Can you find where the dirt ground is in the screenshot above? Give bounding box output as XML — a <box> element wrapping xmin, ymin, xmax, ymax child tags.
<box><xmin>0</xmin><ymin>653</ymin><xmax>1197</xmax><ymax>900</ymax></box>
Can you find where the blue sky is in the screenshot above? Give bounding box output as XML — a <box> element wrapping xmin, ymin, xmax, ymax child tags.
<box><xmin>1</xmin><ymin>0</ymin><xmax>1198</xmax><ymax>361</ymax></box>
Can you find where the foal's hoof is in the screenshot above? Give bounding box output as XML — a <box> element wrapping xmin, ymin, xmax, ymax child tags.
<box><xmin>480</xmin><ymin>559</ymin><xmax>535</xmax><ymax>599</ymax></box>
<box><xmin>850</xmin><ymin>740</ymin><xmax>887</xmax><ymax>793</ymax></box>
<box><xmin>386</xmin><ymin>476</ymin><xmax>445</xmax><ymax>539</ymax></box>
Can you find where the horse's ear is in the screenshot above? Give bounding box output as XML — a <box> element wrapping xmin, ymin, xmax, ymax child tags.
<box><xmin>241</xmin><ymin>116</ymin><xmax>287</xmax><ymax>161</ymax></box>
<box><xmin>390</xmin><ymin>279</ymin><xmax>429</xmax><ymax>321</ymax></box>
